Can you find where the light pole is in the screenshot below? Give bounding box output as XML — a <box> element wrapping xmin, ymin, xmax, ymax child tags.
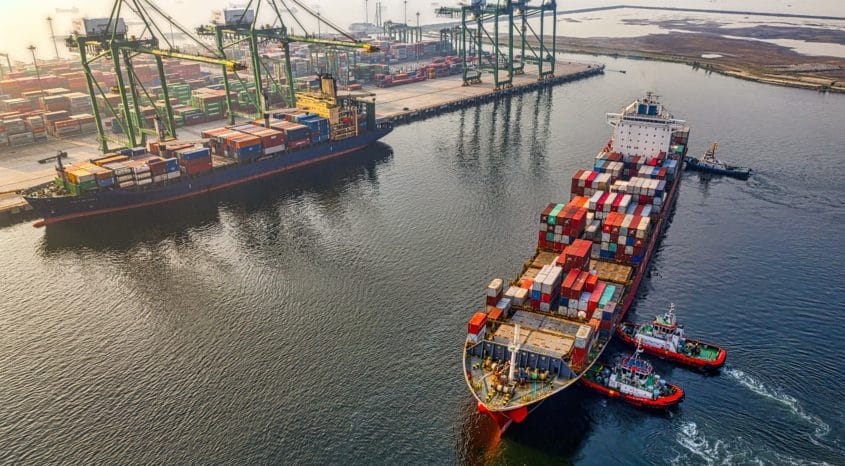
<box><xmin>415</xmin><ymin>12</ymin><xmax>420</xmax><ymax>59</ymax></box>
<box><xmin>47</xmin><ymin>16</ymin><xmax>60</xmax><ymax>59</ymax></box>
<box><xmin>404</xmin><ymin>0</ymin><xmax>407</xmax><ymax>25</ymax></box>
<box><xmin>28</xmin><ymin>45</ymin><xmax>45</xmax><ymax>95</ymax></box>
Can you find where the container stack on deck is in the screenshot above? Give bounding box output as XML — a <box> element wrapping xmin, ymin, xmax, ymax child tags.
<box><xmin>471</xmin><ymin>139</ymin><xmax>684</xmax><ymax>339</ymax></box>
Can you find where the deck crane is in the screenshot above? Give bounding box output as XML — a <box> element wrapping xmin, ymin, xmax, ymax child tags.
<box><xmin>435</xmin><ymin>1</ymin><xmax>557</xmax><ymax>88</ymax></box>
<box><xmin>66</xmin><ymin>0</ymin><xmax>249</xmax><ymax>151</ymax></box>
<box><xmin>194</xmin><ymin>0</ymin><xmax>380</xmax><ymax>123</ymax></box>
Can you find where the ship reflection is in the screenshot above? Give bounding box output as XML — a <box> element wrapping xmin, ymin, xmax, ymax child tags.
<box><xmin>38</xmin><ymin>143</ymin><xmax>394</xmax><ymax>254</ymax></box>
<box><xmin>457</xmin><ymin>389</ymin><xmax>595</xmax><ymax>464</ymax></box>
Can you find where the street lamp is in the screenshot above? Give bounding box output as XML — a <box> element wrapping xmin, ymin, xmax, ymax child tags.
<box><xmin>28</xmin><ymin>45</ymin><xmax>45</xmax><ymax>95</ymax></box>
<box><xmin>47</xmin><ymin>17</ymin><xmax>60</xmax><ymax>59</ymax></box>
<box><xmin>404</xmin><ymin>0</ymin><xmax>407</xmax><ymax>25</ymax></box>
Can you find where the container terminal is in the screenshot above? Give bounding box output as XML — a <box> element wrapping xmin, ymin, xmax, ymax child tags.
<box><xmin>0</xmin><ymin>0</ymin><xmax>604</xmax><ymax>222</ymax></box>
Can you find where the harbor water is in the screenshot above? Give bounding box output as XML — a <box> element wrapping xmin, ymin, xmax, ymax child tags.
<box><xmin>1</xmin><ymin>54</ymin><xmax>843</xmax><ymax>464</ymax></box>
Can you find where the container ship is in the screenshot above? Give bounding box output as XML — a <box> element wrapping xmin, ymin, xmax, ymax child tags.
<box><xmin>24</xmin><ymin>75</ymin><xmax>392</xmax><ymax>226</ymax></box>
<box><xmin>463</xmin><ymin>93</ymin><xmax>689</xmax><ymax>430</ymax></box>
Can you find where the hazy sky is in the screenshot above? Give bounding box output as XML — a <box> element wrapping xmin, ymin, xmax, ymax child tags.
<box><xmin>0</xmin><ymin>0</ymin><xmax>842</xmax><ymax>62</ymax></box>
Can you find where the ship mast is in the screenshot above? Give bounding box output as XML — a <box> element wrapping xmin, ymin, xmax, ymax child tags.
<box><xmin>662</xmin><ymin>302</ymin><xmax>677</xmax><ymax>326</ymax></box>
<box><xmin>508</xmin><ymin>324</ymin><xmax>520</xmax><ymax>382</ymax></box>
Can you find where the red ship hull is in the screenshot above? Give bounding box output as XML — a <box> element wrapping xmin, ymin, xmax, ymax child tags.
<box><xmin>616</xmin><ymin>325</ymin><xmax>727</xmax><ymax>371</ymax></box>
<box><xmin>579</xmin><ymin>377</ymin><xmax>684</xmax><ymax>409</ymax></box>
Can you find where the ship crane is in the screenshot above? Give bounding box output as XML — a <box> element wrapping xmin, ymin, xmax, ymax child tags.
<box><xmin>508</xmin><ymin>324</ymin><xmax>520</xmax><ymax>382</ymax></box>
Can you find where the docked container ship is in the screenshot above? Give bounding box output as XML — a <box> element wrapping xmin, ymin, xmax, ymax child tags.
<box><xmin>463</xmin><ymin>93</ymin><xmax>690</xmax><ymax>430</ymax></box>
<box><xmin>24</xmin><ymin>76</ymin><xmax>392</xmax><ymax>226</ymax></box>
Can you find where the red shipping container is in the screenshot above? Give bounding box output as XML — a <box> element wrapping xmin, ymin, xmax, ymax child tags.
<box><xmin>182</xmin><ymin>159</ymin><xmax>212</xmax><ymax>175</ymax></box>
<box><xmin>468</xmin><ymin>312</ymin><xmax>487</xmax><ymax>334</ymax></box>
<box><xmin>561</xmin><ymin>268</ymin><xmax>580</xmax><ymax>295</ymax></box>
<box><xmin>585</xmin><ymin>273</ymin><xmax>599</xmax><ymax>293</ymax></box>
<box><xmin>572</xmin><ymin>272</ymin><xmax>589</xmax><ymax>299</ymax></box>
<box><xmin>488</xmin><ymin>307</ymin><xmax>504</xmax><ymax>321</ymax></box>
<box><xmin>588</xmin><ymin>282</ymin><xmax>606</xmax><ymax>312</ymax></box>
<box><xmin>147</xmin><ymin>159</ymin><xmax>167</xmax><ymax>176</ymax></box>
<box><xmin>486</xmin><ymin>295</ymin><xmax>499</xmax><ymax>306</ymax></box>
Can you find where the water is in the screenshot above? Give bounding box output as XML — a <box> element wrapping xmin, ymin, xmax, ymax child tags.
<box><xmin>1</xmin><ymin>54</ymin><xmax>844</xmax><ymax>464</ymax></box>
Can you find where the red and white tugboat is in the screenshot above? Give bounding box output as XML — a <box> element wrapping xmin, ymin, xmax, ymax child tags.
<box><xmin>617</xmin><ymin>303</ymin><xmax>727</xmax><ymax>371</ymax></box>
<box><xmin>581</xmin><ymin>340</ymin><xmax>684</xmax><ymax>409</ymax></box>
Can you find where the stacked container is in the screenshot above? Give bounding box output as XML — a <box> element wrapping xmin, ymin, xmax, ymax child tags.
<box><xmin>467</xmin><ymin>312</ymin><xmax>487</xmax><ymax>344</ymax></box>
<box><xmin>538</xmin><ymin>201</ymin><xmax>587</xmax><ymax>252</ymax></box>
<box><xmin>570</xmin><ymin>170</ymin><xmax>612</xmax><ymax>198</ymax></box>
<box><xmin>599</xmin><ymin>211</ymin><xmax>651</xmax><ymax>264</ymax></box>
<box><xmin>297</xmin><ymin>115</ymin><xmax>330</xmax><ymax>143</ymax></box>
<box><xmin>177</xmin><ymin>146</ymin><xmax>213</xmax><ymax>175</ymax></box>
<box><xmin>530</xmin><ymin>264</ymin><xmax>563</xmax><ymax>312</ymax></box>
<box><xmin>270</xmin><ymin>120</ymin><xmax>310</xmax><ymax>149</ymax></box>
<box><xmin>224</xmin><ymin>134</ymin><xmax>262</xmax><ymax>161</ymax></box>
<box><xmin>610</xmin><ymin>177</ymin><xmax>666</xmax><ymax>208</ymax></box>
<box><xmin>587</xmin><ymin>191</ymin><xmax>632</xmax><ymax>221</ymax></box>
<box><xmin>559</xmin><ymin>268</ymin><xmax>599</xmax><ymax>319</ymax></box>
<box><xmin>555</xmin><ymin>239</ymin><xmax>592</xmax><ymax>273</ymax></box>
<box><xmin>486</xmin><ymin>279</ymin><xmax>503</xmax><ymax>306</ymax></box>
<box><xmin>571</xmin><ymin>325</ymin><xmax>593</xmax><ymax>369</ymax></box>
<box><xmin>503</xmin><ymin>285</ymin><xmax>528</xmax><ymax>307</ymax></box>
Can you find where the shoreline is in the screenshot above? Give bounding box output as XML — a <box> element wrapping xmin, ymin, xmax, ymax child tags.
<box><xmin>556</xmin><ymin>42</ymin><xmax>845</xmax><ymax>94</ymax></box>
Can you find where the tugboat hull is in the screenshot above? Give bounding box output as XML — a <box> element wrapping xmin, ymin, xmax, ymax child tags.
<box><xmin>617</xmin><ymin>323</ymin><xmax>727</xmax><ymax>371</ymax></box>
<box><xmin>580</xmin><ymin>376</ymin><xmax>684</xmax><ymax>409</ymax></box>
<box><xmin>685</xmin><ymin>157</ymin><xmax>751</xmax><ymax>179</ymax></box>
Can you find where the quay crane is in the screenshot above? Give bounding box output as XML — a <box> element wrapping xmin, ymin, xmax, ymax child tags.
<box><xmin>435</xmin><ymin>0</ymin><xmax>557</xmax><ymax>88</ymax></box>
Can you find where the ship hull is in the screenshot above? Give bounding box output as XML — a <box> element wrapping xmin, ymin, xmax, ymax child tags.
<box><xmin>25</xmin><ymin>127</ymin><xmax>392</xmax><ymax>225</ymax></box>
<box><xmin>616</xmin><ymin>324</ymin><xmax>727</xmax><ymax>371</ymax></box>
<box><xmin>579</xmin><ymin>377</ymin><xmax>684</xmax><ymax>409</ymax></box>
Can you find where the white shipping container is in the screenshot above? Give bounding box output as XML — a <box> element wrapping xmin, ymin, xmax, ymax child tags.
<box><xmin>486</xmin><ymin>278</ymin><xmax>503</xmax><ymax>297</ymax></box>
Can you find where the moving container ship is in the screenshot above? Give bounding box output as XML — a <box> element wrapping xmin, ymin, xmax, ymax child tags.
<box><xmin>463</xmin><ymin>93</ymin><xmax>690</xmax><ymax>430</ymax></box>
<box><xmin>24</xmin><ymin>76</ymin><xmax>392</xmax><ymax>225</ymax></box>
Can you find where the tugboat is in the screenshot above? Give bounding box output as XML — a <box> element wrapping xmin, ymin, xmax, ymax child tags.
<box><xmin>685</xmin><ymin>142</ymin><xmax>751</xmax><ymax>179</ymax></box>
<box><xmin>617</xmin><ymin>303</ymin><xmax>727</xmax><ymax>371</ymax></box>
<box><xmin>581</xmin><ymin>340</ymin><xmax>684</xmax><ymax>409</ymax></box>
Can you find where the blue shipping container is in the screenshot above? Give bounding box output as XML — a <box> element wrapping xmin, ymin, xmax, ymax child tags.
<box><xmin>180</xmin><ymin>147</ymin><xmax>211</xmax><ymax>161</ymax></box>
<box><xmin>164</xmin><ymin>158</ymin><xmax>180</xmax><ymax>172</ymax></box>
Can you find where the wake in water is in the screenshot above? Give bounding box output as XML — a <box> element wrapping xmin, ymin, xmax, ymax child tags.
<box><xmin>724</xmin><ymin>368</ymin><xmax>831</xmax><ymax>440</ymax></box>
<box><xmin>672</xmin><ymin>421</ymin><xmax>832</xmax><ymax>466</ymax></box>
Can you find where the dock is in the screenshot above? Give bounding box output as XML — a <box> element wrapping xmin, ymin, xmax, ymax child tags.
<box><xmin>0</xmin><ymin>60</ymin><xmax>604</xmax><ymax>224</ymax></box>
<box><xmin>365</xmin><ymin>62</ymin><xmax>604</xmax><ymax>125</ymax></box>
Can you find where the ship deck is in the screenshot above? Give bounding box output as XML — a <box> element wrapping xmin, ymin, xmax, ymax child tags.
<box><xmin>464</xmin><ymin>308</ymin><xmax>595</xmax><ymax>411</ymax></box>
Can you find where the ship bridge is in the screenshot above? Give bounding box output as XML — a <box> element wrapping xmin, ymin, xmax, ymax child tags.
<box><xmin>605</xmin><ymin>93</ymin><xmax>686</xmax><ymax>159</ymax></box>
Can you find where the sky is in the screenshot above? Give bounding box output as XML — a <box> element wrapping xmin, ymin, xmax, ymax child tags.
<box><xmin>0</xmin><ymin>0</ymin><xmax>842</xmax><ymax>62</ymax></box>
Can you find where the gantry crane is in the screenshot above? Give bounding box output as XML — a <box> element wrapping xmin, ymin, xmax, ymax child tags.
<box><xmin>66</xmin><ymin>0</ymin><xmax>248</xmax><ymax>151</ymax></box>
<box><xmin>195</xmin><ymin>0</ymin><xmax>379</xmax><ymax>123</ymax></box>
<box><xmin>435</xmin><ymin>0</ymin><xmax>556</xmax><ymax>88</ymax></box>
